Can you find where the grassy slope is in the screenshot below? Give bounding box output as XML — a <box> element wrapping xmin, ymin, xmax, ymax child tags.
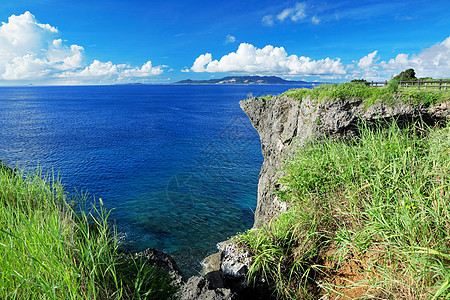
<box><xmin>239</xmin><ymin>85</ymin><xmax>450</xmax><ymax>299</ymax></box>
<box><xmin>0</xmin><ymin>166</ymin><xmax>177</xmax><ymax>299</ymax></box>
<box><xmin>259</xmin><ymin>81</ymin><xmax>450</xmax><ymax>107</ymax></box>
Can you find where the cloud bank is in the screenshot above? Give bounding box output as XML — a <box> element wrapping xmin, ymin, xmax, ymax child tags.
<box><xmin>348</xmin><ymin>36</ymin><xmax>450</xmax><ymax>80</ymax></box>
<box><xmin>192</xmin><ymin>36</ymin><xmax>450</xmax><ymax>80</ymax></box>
<box><xmin>191</xmin><ymin>43</ymin><xmax>346</xmax><ymax>76</ymax></box>
<box><xmin>0</xmin><ymin>12</ymin><xmax>163</xmax><ymax>85</ymax></box>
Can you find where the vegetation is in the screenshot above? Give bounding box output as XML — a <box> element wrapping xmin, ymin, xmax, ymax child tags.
<box><xmin>0</xmin><ymin>164</ymin><xmax>178</xmax><ymax>299</ymax></box>
<box><xmin>276</xmin><ymin>81</ymin><xmax>450</xmax><ymax>107</ymax></box>
<box><xmin>237</xmin><ymin>121</ymin><xmax>450</xmax><ymax>299</ymax></box>
<box><xmin>350</xmin><ymin>79</ymin><xmax>369</xmax><ymax>85</ymax></box>
<box><xmin>393</xmin><ymin>68</ymin><xmax>418</xmax><ymax>81</ymax></box>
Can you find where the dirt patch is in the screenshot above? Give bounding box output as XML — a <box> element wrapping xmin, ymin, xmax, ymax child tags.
<box><xmin>317</xmin><ymin>244</ymin><xmax>389</xmax><ymax>299</ymax></box>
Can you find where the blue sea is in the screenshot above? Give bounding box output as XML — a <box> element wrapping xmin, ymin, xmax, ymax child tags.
<box><xmin>0</xmin><ymin>84</ymin><xmax>312</xmax><ymax>277</ymax></box>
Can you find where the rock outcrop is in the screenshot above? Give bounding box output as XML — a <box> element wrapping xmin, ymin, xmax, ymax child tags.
<box><xmin>180</xmin><ymin>241</ymin><xmax>274</xmax><ymax>299</ymax></box>
<box><xmin>135</xmin><ymin>248</ymin><xmax>184</xmax><ymax>287</ymax></box>
<box><xmin>240</xmin><ymin>95</ymin><xmax>449</xmax><ymax>227</ymax></box>
<box><xmin>179</xmin><ymin>95</ymin><xmax>449</xmax><ymax>299</ymax></box>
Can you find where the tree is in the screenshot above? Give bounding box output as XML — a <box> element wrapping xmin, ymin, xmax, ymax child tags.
<box><xmin>351</xmin><ymin>79</ymin><xmax>369</xmax><ymax>85</ymax></box>
<box><xmin>393</xmin><ymin>68</ymin><xmax>417</xmax><ymax>81</ymax></box>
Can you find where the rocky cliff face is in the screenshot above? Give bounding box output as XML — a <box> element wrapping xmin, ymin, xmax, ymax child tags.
<box><xmin>240</xmin><ymin>95</ymin><xmax>449</xmax><ymax>227</ymax></box>
<box><xmin>176</xmin><ymin>95</ymin><xmax>449</xmax><ymax>299</ymax></box>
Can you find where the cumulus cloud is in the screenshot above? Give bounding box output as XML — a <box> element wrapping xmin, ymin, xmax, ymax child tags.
<box><xmin>357</xmin><ymin>50</ymin><xmax>378</xmax><ymax>69</ymax></box>
<box><xmin>192</xmin><ymin>53</ymin><xmax>213</xmax><ymax>72</ymax></box>
<box><xmin>191</xmin><ymin>36</ymin><xmax>450</xmax><ymax>80</ymax></box>
<box><xmin>0</xmin><ymin>12</ymin><xmax>163</xmax><ymax>84</ymax></box>
<box><xmin>381</xmin><ymin>36</ymin><xmax>450</xmax><ymax>78</ymax></box>
<box><xmin>225</xmin><ymin>34</ymin><xmax>236</xmax><ymax>44</ymax></box>
<box><xmin>190</xmin><ymin>43</ymin><xmax>346</xmax><ymax>76</ymax></box>
<box><xmin>349</xmin><ymin>36</ymin><xmax>450</xmax><ymax>80</ymax></box>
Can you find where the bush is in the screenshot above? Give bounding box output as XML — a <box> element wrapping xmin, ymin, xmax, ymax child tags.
<box><xmin>393</xmin><ymin>68</ymin><xmax>417</xmax><ymax>81</ymax></box>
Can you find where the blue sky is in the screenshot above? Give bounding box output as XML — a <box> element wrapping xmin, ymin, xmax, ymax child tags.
<box><xmin>0</xmin><ymin>0</ymin><xmax>449</xmax><ymax>85</ymax></box>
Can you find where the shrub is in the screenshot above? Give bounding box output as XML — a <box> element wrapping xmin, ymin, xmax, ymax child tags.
<box><xmin>393</xmin><ymin>68</ymin><xmax>417</xmax><ymax>81</ymax></box>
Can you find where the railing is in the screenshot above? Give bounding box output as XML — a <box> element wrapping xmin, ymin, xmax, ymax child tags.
<box><xmin>367</xmin><ymin>79</ymin><xmax>449</xmax><ymax>90</ymax></box>
<box><xmin>398</xmin><ymin>79</ymin><xmax>449</xmax><ymax>90</ymax></box>
<box><xmin>368</xmin><ymin>81</ymin><xmax>388</xmax><ymax>87</ymax></box>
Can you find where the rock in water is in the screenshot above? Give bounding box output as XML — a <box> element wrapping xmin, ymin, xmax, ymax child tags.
<box><xmin>136</xmin><ymin>248</ymin><xmax>184</xmax><ymax>287</ymax></box>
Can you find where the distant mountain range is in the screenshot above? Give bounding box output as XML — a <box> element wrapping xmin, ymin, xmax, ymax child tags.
<box><xmin>174</xmin><ymin>75</ymin><xmax>310</xmax><ymax>85</ymax></box>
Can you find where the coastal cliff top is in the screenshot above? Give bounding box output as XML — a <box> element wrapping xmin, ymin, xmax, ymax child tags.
<box><xmin>246</xmin><ymin>81</ymin><xmax>450</xmax><ymax>108</ymax></box>
<box><xmin>236</xmin><ymin>82</ymin><xmax>449</xmax><ymax>299</ymax></box>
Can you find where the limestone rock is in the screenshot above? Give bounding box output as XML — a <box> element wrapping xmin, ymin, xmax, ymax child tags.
<box><xmin>240</xmin><ymin>96</ymin><xmax>449</xmax><ymax>228</ymax></box>
<box><xmin>219</xmin><ymin>241</ymin><xmax>251</xmax><ymax>278</ymax></box>
<box><xmin>136</xmin><ymin>248</ymin><xmax>184</xmax><ymax>287</ymax></box>
<box><xmin>179</xmin><ymin>276</ymin><xmax>235</xmax><ymax>300</ymax></box>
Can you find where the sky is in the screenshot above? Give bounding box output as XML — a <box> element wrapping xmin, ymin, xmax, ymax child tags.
<box><xmin>0</xmin><ymin>0</ymin><xmax>449</xmax><ymax>85</ymax></box>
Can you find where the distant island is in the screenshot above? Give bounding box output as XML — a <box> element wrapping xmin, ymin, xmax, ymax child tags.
<box><xmin>174</xmin><ymin>75</ymin><xmax>311</xmax><ymax>85</ymax></box>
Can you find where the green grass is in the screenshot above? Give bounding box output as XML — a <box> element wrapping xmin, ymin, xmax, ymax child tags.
<box><xmin>237</xmin><ymin>120</ymin><xmax>450</xmax><ymax>299</ymax></box>
<box><xmin>276</xmin><ymin>81</ymin><xmax>450</xmax><ymax>107</ymax></box>
<box><xmin>0</xmin><ymin>166</ymin><xmax>178</xmax><ymax>299</ymax></box>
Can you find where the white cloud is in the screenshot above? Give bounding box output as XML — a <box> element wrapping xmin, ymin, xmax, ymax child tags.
<box><xmin>349</xmin><ymin>36</ymin><xmax>450</xmax><ymax>80</ymax></box>
<box><xmin>191</xmin><ymin>36</ymin><xmax>450</xmax><ymax>80</ymax></box>
<box><xmin>225</xmin><ymin>34</ymin><xmax>236</xmax><ymax>44</ymax></box>
<box><xmin>277</xmin><ymin>8</ymin><xmax>292</xmax><ymax>21</ymax></box>
<box><xmin>277</xmin><ymin>3</ymin><xmax>306</xmax><ymax>22</ymax></box>
<box><xmin>190</xmin><ymin>43</ymin><xmax>346</xmax><ymax>76</ymax></box>
<box><xmin>191</xmin><ymin>53</ymin><xmax>213</xmax><ymax>72</ymax></box>
<box><xmin>78</xmin><ymin>60</ymin><xmax>118</xmax><ymax>77</ymax></box>
<box><xmin>381</xmin><ymin>36</ymin><xmax>450</xmax><ymax>78</ymax></box>
<box><xmin>291</xmin><ymin>3</ymin><xmax>307</xmax><ymax>21</ymax></box>
<box><xmin>357</xmin><ymin>50</ymin><xmax>378</xmax><ymax>69</ymax></box>
<box><xmin>0</xmin><ymin>12</ymin><xmax>164</xmax><ymax>84</ymax></box>
<box><xmin>264</xmin><ymin>2</ymin><xmax>308</xmax><ymax>25</ymax></box>
<box><xmin>311</xmin><ymin>16</ymin><xmax>320</xmax><ymax>25</ymax></box>
<box><xmin>62</xmin><ymin>60</ymin><xmax>163</xmax><ymax>80</ymax></box>
<box><xmin>123</xmin><ymin>61</ymin><xmax>163</xmax><ymax>77</ymax></box>
<box><xmin>262</xmin><ymin>15</ymin><xmax>274</xmax><ymax>26</ymax></box>
<box><xmin>181</xmin><ymin>68</ymin><xmax>190</xmax><ymax>73</ymax></box>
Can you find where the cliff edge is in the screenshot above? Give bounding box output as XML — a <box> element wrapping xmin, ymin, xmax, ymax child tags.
<box><xmin>240</xmin><ymin>95</ymin><xmax>449</xmax><ymax>228</ymax></box>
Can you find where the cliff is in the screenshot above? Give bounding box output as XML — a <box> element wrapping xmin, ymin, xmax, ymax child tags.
<box><xmin>180</xmin><ymin>91</ymin><xmax>449</xmax><ymax>299</ymax></box>
<box><xmin>240</xmin><ymin>95</ymin><xmax>449</xmax><ymax>227</ymax></box>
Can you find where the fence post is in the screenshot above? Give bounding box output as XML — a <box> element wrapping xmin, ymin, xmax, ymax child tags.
<box><xmin>417</xmin><ymin>79</ymin><xmax>420</xmax><ymax>89</ymax></box>
<box><xmin>439</xmin><ymin>79</ymin><xmax>442</xmax><ymax>90</ymax></box>
<box><xmin>385</xmin><ymin>80</ymin><xmax>387</xmax><ymax>86</ymax></box>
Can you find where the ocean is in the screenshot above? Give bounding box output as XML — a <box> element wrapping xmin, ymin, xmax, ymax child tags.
<box><xmin>0</xmin><ymin>84</ymin><xmax>312</xmax><ymax>277</ymax></box>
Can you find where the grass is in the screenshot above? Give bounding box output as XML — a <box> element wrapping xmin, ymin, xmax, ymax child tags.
<box><xmin>0</xmin><ymin>165</ymin><xmax>178</xmax><ymax>299</ymax></box>
<box><xmin>272</xmin><ymin>81</ymin><xmax>450</xmax><ymax>107</ymax></box>
<box><xmin>236</xmin><ymin>120</ymin><xmax>450</xmax><ymax>299</ymax></box>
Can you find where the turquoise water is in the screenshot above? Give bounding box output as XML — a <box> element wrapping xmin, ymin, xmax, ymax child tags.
<box><xmin>0</xmin><ymin>84</ymin><xmax>311</xmax><ymax>276</ymax></box>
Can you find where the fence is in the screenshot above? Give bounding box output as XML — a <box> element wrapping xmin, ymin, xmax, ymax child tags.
<box><xmin>367</xmin><ymin>79</ymin><xmax>449</xmax><ymax>90</ymax></box>
<box><xmin>367</xmin><ymin>81</ymin><xmax>388</xmax><ymax>87</ymax></box>
<box><xmin>398</xmin><ymin>79</ymin><xmax>449</xmax><ymax>90</ymax></box>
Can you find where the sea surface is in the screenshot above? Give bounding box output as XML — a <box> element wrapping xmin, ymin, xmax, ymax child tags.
<box><xmin>0</xmin><ymin>84</ymin><xmax>312</xmax><ymax>277</ymax></box>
